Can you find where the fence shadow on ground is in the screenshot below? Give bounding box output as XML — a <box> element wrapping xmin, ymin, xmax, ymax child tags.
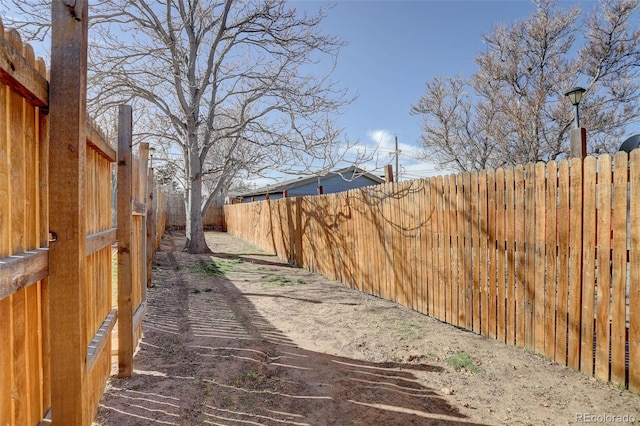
<box><xmin>95</xmin><ymin>231</ymin><xmax>485</xmax><ymax>425</ymax></box>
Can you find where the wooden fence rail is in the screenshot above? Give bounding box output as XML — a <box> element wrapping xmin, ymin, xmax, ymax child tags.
<box><xmin>0</xmin><ymin>8</ymin><xmax>160</xmax><ymax>425</ymax></box>
<box><xmin>225</xmin><ymin>152</ymin><xmax>639</xmax><ymax>393</ymax></box>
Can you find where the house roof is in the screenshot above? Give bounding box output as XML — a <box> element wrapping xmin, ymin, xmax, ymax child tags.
<box><xmin>239</xmin><ymin>166</ymin><xmax>385</xmax><ymax>198</ymax></box>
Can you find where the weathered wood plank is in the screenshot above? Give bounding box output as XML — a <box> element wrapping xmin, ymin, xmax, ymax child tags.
<box><xmin>595</xmin><ymin>155</ymin><xmax>612</xmax><ymax>382</ymax></box>
<box><xmin>496</xmin><ymin>168</ymin><xmax>506</xmax><ymax>342</ymax></box>
<box><xmin>0</xmin><ymin>29</ymin><xmax>48</xmax><ymax>108</ymax></box>
<box><xmin>568</xmin><ymin>158</ymin><xmax>583</xmax><ymax>371</ymax></box>
<box><xmin>48</xmin><ymin>2</ymin><xmax>90</xmax><ymax>422</ymax></box>
<box><xmin>146</xmin><ymin>168</ymin><xmax>156</xmax><ymax>288</ymax></box>
<box><xmin>611</xmin><ymin>152</ymin><xmax>627</xmax><ymax>385</ymax></box>
<box><xmin>117</xmin><ymin>105</ymin><xmax>134</xmax><ymax>379</ymax></box>
<box><xmin>534</xmin><ymin>162</ymin><xmax>546</xmax><ymax>353</ymax></box>
<box><xmin>0</xmin><ymin>297</ymin><xmax>11</xmax><ymax>425</ymax></box>
<box><xmin>479</xmin><ymin>171</ymin><xmax>488</xmax><ymax>336</ymax></box>
<box><xmin>556</xmin><ymin>160</ymin><xmax>570</xmax><ymax>365</ymax></box>
<box><xmin>0</xmin><ymin>249</ymin><xmax>48</xmax><ymax>299</ymax></box>
<box><xmin>447</xmin><ymin>175</ymin><xmax>460</xmax><ymax>325</ymax></box>
<box><xmin>505</xmin><ymin>168</ymin><xmax>516</xmax><ymax>345</ymax></box>
<box><xmin>132</xmin><ymin>200</ymin><xmax>147</xmax><ymax>216</ymax></box>
<box><xmin>86</xmin><ymin>119</ymin><xmax>116</xmax><ymax>162</ymax></box>
<box><xmin>471</xmin><ymin>172</ymin><xmax>480</xmax><ymax>333</ymax></box>
<box><xmin>463</xmin><ymin>173</ymin><xmax>473</xmax><ymax>329</ymax></box>
<box><xmin>629</xmin><ymin>149</ymin><xmax>640</xmax><ymax>392</ymax></box>
<box><xmin>581</xmin><ymin>156</ymin><xmax>597</xmax><ymax>376</ymax></box>
<box><xmin>85</xmin><ymin>229</ymin><xmax>117</xmax><ymax>256</ymax></box>
<box><xmin>132</xmin><ymin>301</ymin><xmax>147</xmax><ymax>333</ymax></box>
<box><xmin>456</xmin><ymin>174</ymin><xmax>465</xmax><ymax>326</ymax></box>
<box><xmin>487</xmin><ymin>169</ymin><xmax>497</xmax><ymax>339</ymax></box>
<box><xmin>544</xmin><ymin>162</ymin><xmax>558</xmax><ymax>358</ymax></box>
<box><xmin>87</xmin><ymin>309</ymin><xmax>117</xmax><ymax>373</ymax></box>
<box><xmin>514</xmin><ymin>165</ymin><xmax>525</xmax><ymax>347</ymax></box>
<box><xmin>524</xmin><ymin>163</ymin><xmax>536</xmax><ymax>350</ymax></box>
<box><xmin>436</xmin><ymin>176</ymin><xmax>446</xmax><ymax>321</ymax></box>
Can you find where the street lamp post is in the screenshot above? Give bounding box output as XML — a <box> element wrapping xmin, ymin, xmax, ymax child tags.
<box><xmin>149</xmin><ymin>146</ymin><xmax>157</xmax><ymax>168</ymax></box>
<box><xmin>565</xmin><ymin>87</ymin><xmax>585</xmax><ymax>128</ymax></box>
<box><xmin>565</xmin><ymin>87</ymin><xmax>587</xmax><ymax>158</ymax></box>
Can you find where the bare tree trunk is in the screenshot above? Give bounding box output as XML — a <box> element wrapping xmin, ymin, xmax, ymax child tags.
<box><xmin>184</xmin><ymin>145</ymin><xmax>210</xmax><ymax>253</ymax></box>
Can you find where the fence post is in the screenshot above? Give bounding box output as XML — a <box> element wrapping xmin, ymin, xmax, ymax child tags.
<box><xmin>48</xmin><ymin>1</ymin><xmax>89</xmax><ymax>424</ymax></box>
<box><xmin>146</xmin><ymin>167</ymin><xmax>156</xmax><ymax>287</ymax></box>
<box><xmin>570</xmin><ymin>127</ymin><xmax>587</xmax><ymax>159</ymax></box>
<box><xmin>117</xmin><ymin>105</ymin><xmax>134</xmax><ymax>378</ymax></box>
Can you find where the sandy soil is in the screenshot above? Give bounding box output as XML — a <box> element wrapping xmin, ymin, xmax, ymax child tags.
<box><xmin>94</xmin><ymin>230</ymin><xmax>640</xmax><ymax>425</ymax></box>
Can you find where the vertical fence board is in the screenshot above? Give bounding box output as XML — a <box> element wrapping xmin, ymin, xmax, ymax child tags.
<box><xmin>611</xmin><ymin>152</ymin><xmax>628</xmax><ymax>385</ymax></box>
<box><xmin>568</xmin><ymin>158</ymin><xmax>583</xmax><ymax>371</ymax></box>
<box><xmin>463</xmin><ymin>173</ymin><xmax>473</xmax><ymax>329</ymax></box>
<box><xmin>400</xmin><ymin>182</ymin><xmax>410</xmax><ymax>307</ymax></box>
<box><xmin>479</xmin><ymin>171</ymin><xmax>488</xmax><ymax>336</ymax></box>
<box><xmin>442</xmin><ymin>177</ymin><xmax>451</xmax><ymax>320</ymax></box>
<box><xmin>534</xmin><ymin>162</ymin><xmax>546</xmax><ymax>353</ymax></box>
<box><xmin>413</xmin><ymin>179</ymin><xmax>426</xmax><ymax>314</ymax></box>
<box><xmin>581</xmin><ymin>156</ymin><xmax>597</xmax><ymax>376</ymax></box>
<box><xmin>13</xmin><ymin>290</ymin><xmax>28</xmax><ymax>425</ymax></box>
<box><xmin>0</xmin><ymin>72</ymin><xmax>12</xmax><ymax>426</ymax></box>
<box><xmin>437</xmin><ymin>176</ymin><xmax>446</xmax><ymax>321</ymax></box>
<box><xmin>524</xmin><ymin>163</ymin><xmax>536</xmax><ymax>350</ymax></box>
<box><xmin>0</xmin><ymin>298</ymin><xmax>10</xmax><ymax>424</ymax></box>
<box><xmin>496</xmin><ymin>168</ymin><xmax>506</xmax><ymax>342</ymax></box>
<box><xmin>487</xmin><ymin>169</ymin><xmax>497</xmax><ymax>339</ymax></box>
<box><xmin>544</xmin><ymin>162</ymin><xmax>558</xmax><ymax>358</ymax></box>
<box><xmin>505</xmin><ymin>168</ymin><xmax>516</xmax><ymax>345</ymax></box>
<box><xmin>556</xmin><ymin>161</ymin><xmax>570</xmax><ymax>365</ymax></box>
<box><xmin>630</xmin><ymin>150</ymin><xmax>640</xmax><ymax>392</ymax></box>
<box><xmin>514</xmin><ymin>166</ymin><xmax>526</xmax><ymax>347</ymax></box>
<box><xmin>425</xmin><ymin>178</ymin><xmax>438</xmax><ymax>317</ymax></box>
<box><xmin>471</xmin><ymin>172</ymin><xmax>480</xmax><ymax>333</ymax></box>
<box><xmin>595</xmin><ymin>155</ymin><xmax>612</xmax><ymax>382</ymax></box>
<box><xmin>456</xmin><ymin>174</ymin><xmax>465</xmax><ymax>326</ymax></box>
<box><xmin>447</xmin><ymin>176</ymin><xmax>458</xmax><ymax>325</ymax></box>
<box><xmin>411</xmin><ymin>182</ymin><xmax>421</xmax><ymax>311</ymax></box>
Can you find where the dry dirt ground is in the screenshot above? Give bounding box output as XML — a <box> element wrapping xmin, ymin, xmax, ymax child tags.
<box><xmin>94</xmin><ymin>230</ymin><xmax>640</xmax><ymax>425</ymax></box>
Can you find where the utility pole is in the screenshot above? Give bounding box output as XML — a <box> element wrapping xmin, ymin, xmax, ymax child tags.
<box><xmin>395</xmin><ymin>134</ymin><xmax>400</xmax><ymax>182</ymax></box>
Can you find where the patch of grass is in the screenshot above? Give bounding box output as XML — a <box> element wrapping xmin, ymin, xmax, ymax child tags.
<box><xmin>245</xmin><ymin>369</ymin><xmax>260</xmax><ymax>379</ymax></box>
<box><xmin>446</xmin><ymin>352</ymin><xmax>480</xmax><ymax>374</ymax></box>
<box><xmin>193</xmin><ymin>289</ymin><xmax>201</xmax><ymax>294</ymax></box>
<box><xmin>397</xmin><ymin>320</ymin><xmax>423</xmax><ymax>339</ymax></box>
<box><xmin>265</xmin><ymin>275</ymin><xmax>292</xmax><ymax>285</ymax></box>
<box><xmin>296</xmin><ymin>278</ymin><xmax>306</xmax><ymax>284</ymax></box>
<box><xmin>189</xmin><ymin>258</ymin><xmax>242</xmax><ymax>276</ymax></box>
<box><xmin>241</xmin><ymin>393</ymin><xmax>256</xmax><ymax>409</ymax></box>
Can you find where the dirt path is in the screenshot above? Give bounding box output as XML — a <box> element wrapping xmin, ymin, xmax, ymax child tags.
<box><xmin>94</xmin><ymin>230</ymin><xmax>639</xmax><ymax>425</ymax></box>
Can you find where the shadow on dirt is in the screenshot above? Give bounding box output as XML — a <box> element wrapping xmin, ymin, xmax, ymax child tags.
<box><xmin>95</xmin><ymin>231</ymin><xmax>487</xmax><ymax>426</ymax></box>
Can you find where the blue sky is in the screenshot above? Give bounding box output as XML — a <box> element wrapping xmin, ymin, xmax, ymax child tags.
<box><xmin>288</xmin><ymin>0</ymin><xmax>598</xmax><ymax>182</ymax></box>
<box><xmin>4</xmin><ymin>0</ymin><xmax>619</xmax><ymax>185</ymax></box>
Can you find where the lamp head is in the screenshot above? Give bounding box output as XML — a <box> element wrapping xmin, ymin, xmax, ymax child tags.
<box><xmin>565</xmin><ymin>87</ymin><xmax>586</xmax><ymax>106</ymax></box>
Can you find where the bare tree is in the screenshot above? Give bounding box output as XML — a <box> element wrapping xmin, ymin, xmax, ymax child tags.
<box><xmin>411</xmin><ymin>0</ymin><xmax>640</xmax><ymax>172</ymax></box>
<box><xmin>3</xmin><ymin>0</ymin><xmax>357</xmax><ymax>253</ymax></box>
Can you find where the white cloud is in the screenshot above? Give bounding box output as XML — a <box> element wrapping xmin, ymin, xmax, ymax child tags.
<box><xmin>366</xmin><ymin>129</ymin><xmax>394</xmax><ymax>148</ymax></box>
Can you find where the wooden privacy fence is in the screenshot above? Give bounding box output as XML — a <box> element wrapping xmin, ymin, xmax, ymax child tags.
<box><xmin>0</xmin><ymin>7</ymin><xmax>160</xmax><ymax>425</ymax></box>
<box><xmin>164</xmin><ymin>194</ymin><xmax>226</xmax><ymax>230</ymax></box>
<box><xmin>225</xmin><ymin>152</ymin><xmax>640</xmax><ymax>392</ymax></box>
